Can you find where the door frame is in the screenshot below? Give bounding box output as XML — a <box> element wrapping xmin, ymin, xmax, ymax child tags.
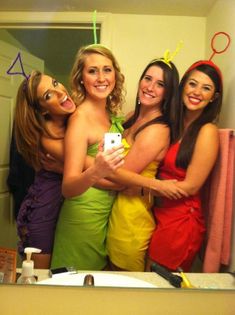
<box><xmin>0</xmin><ymin>12</ymin><xmax>112</xmax><ymax>48</ymax></box>
<box><xmin>0</xmin><ymin>40</ymin><xmax>44</xmax><ymax>255</ymax></box>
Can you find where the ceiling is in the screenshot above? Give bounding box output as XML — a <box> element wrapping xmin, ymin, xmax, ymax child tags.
<box><xmin>0</xmin><ymin>0</ymin><xmax>217</xmax><ymax>17</ymax></box>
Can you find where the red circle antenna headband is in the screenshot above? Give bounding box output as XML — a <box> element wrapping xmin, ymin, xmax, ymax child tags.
<box><xmin>186</xmin><ymin>32</ymin><xmax>231</xmax><ymax>80</ymax></box>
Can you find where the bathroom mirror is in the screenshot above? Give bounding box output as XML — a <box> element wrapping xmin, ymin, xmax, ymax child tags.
<box><xmin>0</xmin><ymin>6</ymin><xmax>234</xmax><ymax>290</ymax></box>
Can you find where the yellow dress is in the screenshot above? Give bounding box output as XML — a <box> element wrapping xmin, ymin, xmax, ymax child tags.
<box><xmin>106</xmin><ymin>140</ymin><xmax>158</xmax><ymax>271</ymax></box>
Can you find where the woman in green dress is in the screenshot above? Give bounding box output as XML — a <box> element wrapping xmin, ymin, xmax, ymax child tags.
<box><xmin>51</xmin><ymin>44</ymin><xmax>125</xmax><ymax>270</ymax></box>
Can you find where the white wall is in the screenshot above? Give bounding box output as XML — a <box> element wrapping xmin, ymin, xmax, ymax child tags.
<box><xmin>206</xmin><ymin>0</ymin><xmax>235</xmax><ymax>129</ymax></box>
<box><xmin>206</xmin><ymin>0</ymin><xmax>235</xmax><ymax>271</ymax></box>
<box><xmin>105</xmin><ymin>14</ymin><xmax>206</xmax><ymax>114</ymax></box>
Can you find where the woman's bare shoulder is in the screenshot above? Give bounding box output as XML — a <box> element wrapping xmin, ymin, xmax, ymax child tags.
<box><xmin>196</xmin><ymin>123</ymin><xmax>219</xmax><ymax>149</ymax></box>
<box><xmin>199</xmin><ymin>123</ymin><xmax>219</xmax><ymax>137</ymax></box>
<box><xmin>69</xmin><ymin>105</ymin><xmax>88</xmax><ymax>122</ymax></box>
<box><xmin>144</xmin><ymin>122</ymin><xmax>170</xmax><ymax>136</ymax></box>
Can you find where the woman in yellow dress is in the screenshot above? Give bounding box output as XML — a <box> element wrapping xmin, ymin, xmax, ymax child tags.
<box><xmin>106</xmin><ymin>57</ymin><xmax>182</xmax><ymax>271</ymax></box>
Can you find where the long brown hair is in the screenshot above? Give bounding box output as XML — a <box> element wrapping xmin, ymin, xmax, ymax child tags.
<box><xmin>175</xmin><ymin>63</ymin><xmax>223</xmax><ymax>169</ymax></box>
<box><xmin>14</xmin><ymin>71</ymin><xmax>60</xmax><ymax>170</ymax></box>
<box><xmin>123</xmin><ymin>59</ymin><xmax>180</xmax><ymax>138</ymax></box>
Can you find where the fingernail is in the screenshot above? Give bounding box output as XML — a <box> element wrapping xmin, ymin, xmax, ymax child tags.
<box><xmin>117</xmin><ymin>148</ymin><xmax>124</xmax><ymax>154</ymax></box>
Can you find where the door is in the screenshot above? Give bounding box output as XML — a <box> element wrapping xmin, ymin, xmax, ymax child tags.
<box><xmin>0</xmin><ymin>40</ymin><xmax>44</xmax><ymax>254</ymax></box>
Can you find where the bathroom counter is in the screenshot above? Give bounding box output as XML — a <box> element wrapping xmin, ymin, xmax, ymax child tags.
<box><xmin>32</xmin><ymin>269</ymin><xmax>235</xmax><ymax>290</ymax></box>
<box><xmin>2</xmin><ymin>269</ymin><xmax>235</xmax><ymax>315</ymax></box>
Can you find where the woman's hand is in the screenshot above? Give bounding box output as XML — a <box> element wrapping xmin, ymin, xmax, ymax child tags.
<box><xmin>40</xmin><ymin>152</ymin><xmax>63</xmax><ymax>174</ymax></box>
<box><xmin>94</xmin><ymin>144</ymin><xmax>124</xmax><ymax>178</ymax></box>
<box><xmin>151</xmin><ymin>179</ymin><xmax>189</xmax><ymax>200</ymax></box>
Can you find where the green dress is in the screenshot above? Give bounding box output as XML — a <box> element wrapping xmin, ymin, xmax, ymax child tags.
<box><xmin>51</xmin><ymin>115</ymin><xmax>124</xmax><ymax>270</ymax></box>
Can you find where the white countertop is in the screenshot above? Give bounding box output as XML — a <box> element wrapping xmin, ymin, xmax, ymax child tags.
<box><xmin>30</xmin><ymin>269</ymin><xmax>235</xmax><ymax>290</ymax></box>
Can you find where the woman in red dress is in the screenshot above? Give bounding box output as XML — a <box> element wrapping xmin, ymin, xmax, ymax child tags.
<box><xmin>146</xmin><ymin>60</ymin><xmax>223</xmax><ymax>271</ymax></box>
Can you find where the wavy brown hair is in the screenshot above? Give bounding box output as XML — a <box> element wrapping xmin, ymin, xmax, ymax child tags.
<box><xmin>14</xmin><ymin>70</ymin><xmax>59</xmax><ymax>170</ymax></box>
<box><xmin>70</xmin><ymin>44</ymin><xmax>125</xmax><ymax>115</ymax></box>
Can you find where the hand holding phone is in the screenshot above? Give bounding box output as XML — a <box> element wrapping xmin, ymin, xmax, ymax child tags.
<box><xmin>104</xmin><ymin>133</ymin><xmax>122</xmax><ymax>151</ymax></box>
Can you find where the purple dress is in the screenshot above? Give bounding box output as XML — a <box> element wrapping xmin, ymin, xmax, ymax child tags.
<box><xmin>17</xmin><ymin>169</ymin><xmax>63</xmax><ymax>256</ymax></box>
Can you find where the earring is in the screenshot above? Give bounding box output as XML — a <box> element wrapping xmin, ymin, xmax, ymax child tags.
<box><xmin>81</xmin><ymin>80</ymin><xmax>84</xmax><ymax>84</ymax></box>
<box><xmin>138</xmin><ymin>99</ymin><xmax>141</xmax><ymax>105</ymax></box>
<box><xmin>211</xmin><ymin>92</ymin><xmax>219</xmax><ymax>102</ymax></box>
<box><xmin>42</xmin><ymin>110</ymin><xmax>49</xmax><ymax>116</ymax></box>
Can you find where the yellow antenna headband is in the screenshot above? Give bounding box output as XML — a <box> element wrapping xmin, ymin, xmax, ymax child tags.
<box><xmin>152</xmin><ymin>41</ymin><xmax>183</xmax><ymax>68</ymax></box>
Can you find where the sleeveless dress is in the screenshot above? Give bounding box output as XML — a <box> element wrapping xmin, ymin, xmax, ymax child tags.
<box><xmin>106</xmin><ymin>140</ymin><xmax>158</xmax><ymax>271</ymax></box>
<box><xmin>51</xmin><ymin>115</ymin><xmax>124</xmax><ymax>270</ymax></box>
<box><xmin>17</xmin><ymin>169</ymin><xmax>63</xmax><ymax>257</ymax></box>
<box><xmin>148</xmin><ymin>142</ymin><xmax>206</xmax><ymax>271</ymax></box>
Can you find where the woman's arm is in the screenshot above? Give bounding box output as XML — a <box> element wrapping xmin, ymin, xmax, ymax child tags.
<box><xmin>84</xmin><ymin>155</ymin><xmax>123</xmax><ymax>190</ymax></box>
<box><xmin>40</xmin><ymin>137</ymin><xmax>64</xmax><ymax>173</ymax></box>
<box><xmin>41</xmin><ymin>137</ymin><xmax>64</xmax><ymax>162</ymax></box>
<box><xmin>83</xmin><ymin>124</ymin><xmax>187</xmax><ymax>199</ymax></box>
<box><xmin>62</xmin><ymin>111</ymin><xmax>123</xmax><ymax>198</ymax></box>
<box><xmin>93</xmin><ymin>178</ymin><xmax>124</xmax><ymax>191</ymax></box>
<box><xmin>108</xmin><ymin>168</ymin><xmax>187</xmax><ymax>199</ymax></box>
<box><xmin>85</xmin><ymin>153</ymin><xmax>186</xmax><ymax>199</ymax></box>
<box><xmin>176</xmin><ymin>123</ymin><xmax>219</xmax><ymax>195</ymax></box>
<box><xmin>107</xmin><ymin>124</ymin><xmax>188</xmax><ymax>199</ymax></box>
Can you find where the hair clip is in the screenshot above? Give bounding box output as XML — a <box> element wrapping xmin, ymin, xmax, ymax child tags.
<box><xmin>185</xmin><ymin>32</ymin><xmax>231</xmax><ymax>81</ymax></box>
<box><xmin>162</xmin><ymin>41</ymin><xmax>183</xmax><ymax>68</ymax></box>
<box><xmin>151</xmin><ymin>41</ymin><xmax>183</xmax><ymax>69</ymax></box>
<box><xmin>23</xmin><ymin>75</ymin><xmax>31</xmax><ymax>92</ymax></box>
<box><xmin>22</xmin><ymin>79</ymin><xmax>28</xmax><ymax>92</ymax></box>
<box><xmin>209</xmin><ymin>31</ymin><xmax>231</xmax><ymax>61</ymax></box>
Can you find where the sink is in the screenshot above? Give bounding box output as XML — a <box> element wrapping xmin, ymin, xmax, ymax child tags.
<box><xmin>37</xmin><ymin>272</ymin><xmax>157</xmax><ymax>288</ymax></box>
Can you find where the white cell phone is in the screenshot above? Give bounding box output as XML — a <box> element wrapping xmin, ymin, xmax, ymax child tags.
<box><xmin>104</xmin><ymin>132</ymin><xmax>122</xmax><ymax>151</ymax></box>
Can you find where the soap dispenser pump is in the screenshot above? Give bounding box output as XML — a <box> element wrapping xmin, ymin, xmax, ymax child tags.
<box><xmin>17</xmin><ymin>247</ymin><xmax>41</xmax><ymax>284</ymax></box>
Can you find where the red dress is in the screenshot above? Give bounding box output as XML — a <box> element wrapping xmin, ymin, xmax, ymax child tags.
<box><xmin>148</xmin><ymin>142</ymin><xmax>206</xmax><ymax>271</ymax></box>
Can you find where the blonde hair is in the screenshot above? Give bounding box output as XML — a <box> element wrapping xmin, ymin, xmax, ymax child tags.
<box><xmin>14</xmin><ymin>70</ymin><xmax>57</xmax><ymax>170</ymax></box>
<box><xmin>70</xmin><ymin>44</ymin><xmax>125</xmax><ymax>115</ymax></box>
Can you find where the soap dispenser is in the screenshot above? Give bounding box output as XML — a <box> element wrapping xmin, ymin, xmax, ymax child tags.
<box><xmin>17</xmin><ymin>247</ymin><xmax>41</xmax><ymax>284</ymax></box>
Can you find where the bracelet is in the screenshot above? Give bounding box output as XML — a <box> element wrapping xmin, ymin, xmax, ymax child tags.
<box><xmin>140</xmin><ymin>187</ymin><xmax>144</xmax><ymax>196</ymax></box>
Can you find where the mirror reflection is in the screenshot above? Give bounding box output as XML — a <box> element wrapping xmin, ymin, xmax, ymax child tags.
<box><xmin>0</xmin><ymin>15</ymin><xmax>234</xmax><ymax>292</ymax></box>
<box><xmin>0</xmin><ymin>26</ymin><xmax>102</xmax><ymax>269</ymax></box>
